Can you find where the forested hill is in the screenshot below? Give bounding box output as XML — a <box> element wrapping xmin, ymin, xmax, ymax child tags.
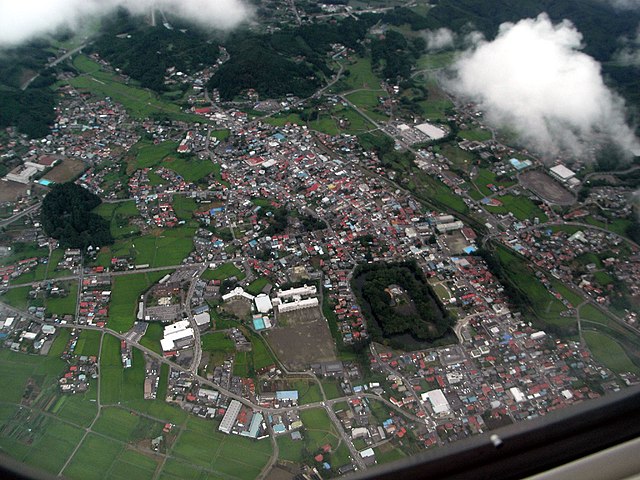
<box><xmin>386</xmin><ymin>0</ymin><xmax>640</xmax><ymax>62</ymax></box>
<box><xmin>207</xmin><ymin>17</ymin><xmax>378</xmax><ymax>101</ymax></box>
<box><xmin>0</xmin><ymin>41</ymin><xmax>57</xmax><ymax>138</ymax></box>
<box><xmin>93</xmin><ymin>10</ymin><xmax>220</xmax><ymax>92</ymax></box>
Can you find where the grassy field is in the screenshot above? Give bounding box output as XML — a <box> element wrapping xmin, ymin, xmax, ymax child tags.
<box><xmin>345</xmin><ymin>90</ymin><xmax>389</xmax><ymax>122</ymax></box>
<box><xmin>45</xmin><ymin>281</ymin><xmax>78</xmax><ymax>317</ymax></box>
<box><xmin>100</xmin><ymin>335</ymin><xmax>146</xmax><ymax>405</ymax></box>
<box><xmin>472</xmin><ymin>168</ymin><xmax>515</xmax><ymax>196</ymax></box>
<box><xmin>485</xmin><ymin>194</ymin><xmax>548</xmax><ymax>222</ymax></box>
<box><xmin>246</xmin><ymin>277</ymin><xmax>270</xmax><ymax>296</ymax></box>
<box><xmin>169</xmin><ymin>418</ymin><xmax>272</xmax><ymax>479</ymax></box>
<box><xmin>0</xmin><ymin>244</ymin><xmax>48</xmax><ymax>267</ymax></box>
<box><xmin>93</xmin><ymin>406</ymin><xmax>165</xmax><ymax>443</ymax></box>
<box><xmin>416</xmin><ymin>51</ymin><xmax>458</xmax><ymax>70</ymax></box>
<box><xmin>459</xmin><ymin>128</ymin><xmax>492</xmax><ymax>142</ymax></box>
<box><xmin>264</xmin><ymin>113</ymin><xmax>305</xmax><ymax>127</ymax></box>
<box><xmin>139</xmin><ymin>322</ymin><xmax>163</xmax><ymax>354</ymax></box>
<box><xmin>162</xmin><ymin>155</ymin><xmax>216</xmax><ymax>182</ymax></box>
<box><xmin>73</xmin><ymin>329</ymin><xmax>102</xmax><ymax>357</ymax></box>
<box><xmin>292</xmin><ymin>380</ymin><xmax>323</xmax><ymax>404</ymax></box>
<box><xmin>580</xmin><ymin>304</ymin><xmax>612</xmax><ymax>325</ymax></box>
<box><xmin>338</xmin><ymin>57</ymin><xmax>381</xmax><ymax>91</ymax></box>
<box><xmin>70</xmin><ymin>55</ymin><xmax>204</xmax><ymax>124</ymax></box>
<box><xmin>109</xmin><ymin>270</ymin><xmax>173</xmax><ymax>332</ymax></box>
<box><xmin>95</xmin><ymin>226</ymin><xmax>195</xmax><ymax>268</ymax></box>
<box><xmin>172</xmin><ymin>196</ymin><xmax>199</xmax><ymax>223</ymax></box>
<box><xmin>584</xmin><ymin>330</ymin><xmax>639</xmax><ymax>374</ymax></box>
<box><xmin>0</xmin><ymin>285</ymin><xmax>31</xmax><ymax>311</ymax></box>
<box><xmin>202</xmin><ymin>262</ymin><xmax>245</xmax><ymax>281</ymax></box>
<box><xmin>94</xmin><ymin>200</ymin><xmax>141</xmax><ymax>239</ymax></box>
<box><xmin>495</xmin><ymin>246</ymin><xmax>571</xmax><ymax>327</ymax></box>
<box><xmin>233</xmin><ymin>332</ymin><xmax>277</xmax><ymax>378</ymax></box>
<box><xmin>131</xmin><ymin>140</ymin><xmax>179</xmax><ymax>170</ymax></box>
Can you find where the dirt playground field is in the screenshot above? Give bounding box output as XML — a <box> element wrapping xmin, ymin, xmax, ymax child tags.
<box><xmin>265</xmin><ymin>306</ymin><xmax>337</xmax><ymax>371</ymax></box>
<box><xmin>519</xmin><ymin>170</ymin><xmax>575</xmax><ymax>205</ymax></box>
<box><xmin>42</xmin><ymin>158</ymin><xmax>86</xmax><ymax>183</ymax></box>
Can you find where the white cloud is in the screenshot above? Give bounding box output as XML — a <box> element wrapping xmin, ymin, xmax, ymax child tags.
<box><xmin>449</xmin><ymin>13</ymin><xmax>640</xmax><ymax>158</ymax></box>
<box><xmin>0</xmin><ymin>0</ymin><xmax>251</xmax><ymax>46</ymax></box>
<box><xmin>423</xmin><ymin>28</ymin><xmax>456</xmax><ymax>51</ymax></box>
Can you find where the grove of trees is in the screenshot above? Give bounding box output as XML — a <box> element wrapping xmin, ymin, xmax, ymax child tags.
<box><xmin>41</xmin><ymin>183</ymin><xmax>113</xmax><ymax>249</ymax></box>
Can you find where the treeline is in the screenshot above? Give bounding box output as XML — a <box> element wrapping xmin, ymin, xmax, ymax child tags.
<box><xmin>352</xmin><ymin>261</ymin><xmax>453</xmax><ymax>348</ymax></box>
<box><xmin>41</xmin><ymin>183</ymin><xmax>113</xmax><ymax>249</ymax></box>
<box><xmin>94</xmin><ymin>9</ymin><xmax>220</xmax><ymax>92</ymax></box>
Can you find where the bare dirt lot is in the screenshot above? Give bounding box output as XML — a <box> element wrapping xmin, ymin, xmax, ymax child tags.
<box><xmin>221</xmin><ymin>298</ymin><xmax>252</xmax><ymax>320</ymax></box>
<box><xmin>265</xmin><ymin>307</ymin><xmax>337</xmax><ymax>371</ymax></box>
<box><xmin>519</xmin><ymin>170</ymin><xmax>575</xmax><ymax>205</ymax></box>
<box><xmin>42</xmin><ymin>158</ymin><xmax>86</xmax><ymax>183</ymax></box>
<box><xmin>0</xmin><ymin>181</ymin><xmax>29</xmax><ymax>203</ymax></box>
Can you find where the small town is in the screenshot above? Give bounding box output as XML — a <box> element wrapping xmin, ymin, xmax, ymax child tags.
<box><xmin>1</xmin><ymin>1</ymin><xmax>639</xmax><ymax>480</ymax></box>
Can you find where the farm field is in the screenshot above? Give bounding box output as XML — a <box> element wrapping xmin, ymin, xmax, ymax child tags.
<box><xmin>100</xmin><ymin>335</ymin><xmax>146</xmax><ymax>405</ymax></box>
<box><xmin>95</xmin><ymin>226</ymin><xmax>195</xmax><ymax>268</ymax></box>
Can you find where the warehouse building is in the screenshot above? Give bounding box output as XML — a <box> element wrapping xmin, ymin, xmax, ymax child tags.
<box><xmin>219</xmin><ymin>400</ymin><xmax>242</xmax><ymax>434</ymax></box>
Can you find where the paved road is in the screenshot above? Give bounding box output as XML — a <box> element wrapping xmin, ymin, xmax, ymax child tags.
<box><xmin>0</xmin><ymin>202</ymin><xmax>41</xmax><ymax>228</ymax></box>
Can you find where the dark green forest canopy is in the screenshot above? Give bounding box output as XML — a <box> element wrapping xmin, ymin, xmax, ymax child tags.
<box><xmin>41</xmin><ymin>183</ymin><xmax>113</xmax><ymax>249</ymax></box>
<box><xmin>352</xmin><ymin>261</ymin><xmax>454</xmax><ymax>349</ymax></box>
<box><xmin>0</xmin><ymin>41</ymin><xmax>57</xmax><ymax>138</ymax></box>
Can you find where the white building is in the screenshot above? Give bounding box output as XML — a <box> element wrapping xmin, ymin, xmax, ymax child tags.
<box><xmin>161</xmin><ymin>320</ymin><xmax>194</xmax><ymax>351</ymax></box>
<box><xmin>219</xmin><ymin>400</ymin><xmax>242</xmax><ymax>434</ymax></box>
<box><xmin>510</xmin><ymin>387</ymin><xmax>526</xmax><ymax>403</ymax></box>
<box><xmin>549</xmin><ymin>164</ymin><xmax>576</xmax><ymax>183</ymax></box>
<box><xmin>421</xmin><ymin>389</ymin><xmax>451</xmax><ymax>415</ymax></box>
<box><xmin>276</xmin><ymin>285</ymin><xmax>317</xmax><ymax>300</ymax></box>
<box><xmin>254</xmin><ymin>294</ymin><xmax>273</xmax><ymax>314</ymax></box>
<box><xmin>193</xmin><ymin>312</ymin><xmax>211</xmax><ymax>328</ymax></box>
<box><xmin>222</xmin><ymin>287</ymin><xmax>255</xmax><ymax>302</ymax></box>
<box><xmin>278</xmin><ymin>297</ymin><xmax>319</xmax><ymax>313</ymax></box>
<box><xmin>437</xmin><ymin>221</ymin><xmax>464</xmax><ymax>233</ymax></box>
<box><xmin>415</xmin><ymin>122</ymin><xmax>446</xmax><ymax>139</ymax></box>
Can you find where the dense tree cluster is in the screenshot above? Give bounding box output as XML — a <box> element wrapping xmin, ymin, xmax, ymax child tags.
<box><xmin>0</xmin><ymin>41</ymin><xmax>57</xmax><ymax>138</ymax></box>
<box><xmin>41</xmin><ymin>183</ymin><xmax>113</xmax><ymax>249</ymax></box>
<box><xmin>352</xmin><ymin>261</ymin><xmax>453</xmax><ymax>348</ymax></box>
<box><xmin>258</xmin><ymin>206</ymin><xmax>289</xmax><ymax>236</ymax></box>
<box><xmin>300</xmin><ymin>214</ymin><xmax>327</xmax><ymax>232</ymax></box>
<box><xmin>0</xmin><ymin>88</ymin><xmax>56</xmax><ymax>138</ymax></box>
